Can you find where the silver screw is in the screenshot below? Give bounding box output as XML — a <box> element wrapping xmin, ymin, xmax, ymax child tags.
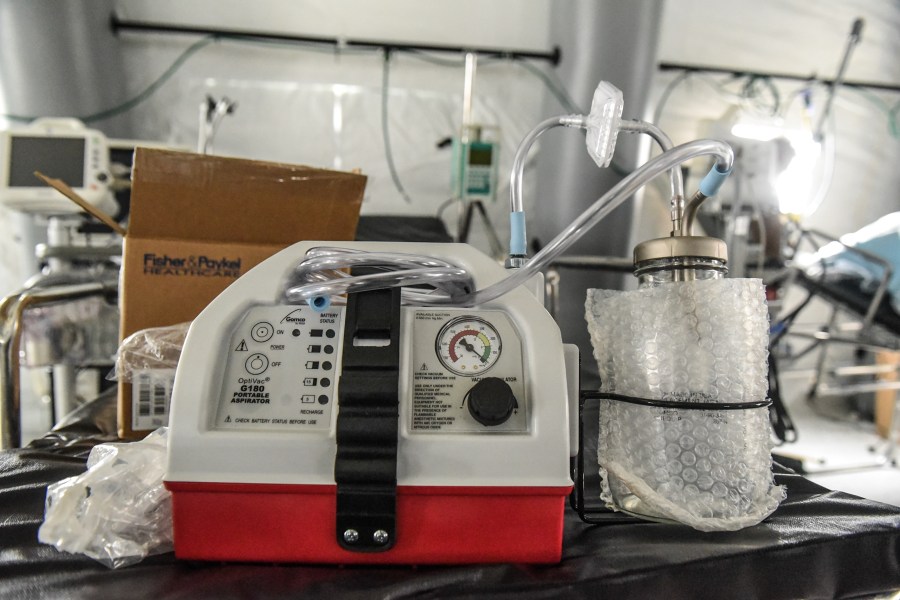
<box><xmin>343</xmin><ymin>529</ymin><xmax>359</xmax><ymax>543</ymax></box>
<box><xmin>373</xmin><ymin>529</ymin><xmax>389</xmax><ymax>544</ymax></box>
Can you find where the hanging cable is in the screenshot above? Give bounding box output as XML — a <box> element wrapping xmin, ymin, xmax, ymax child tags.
<box><xmin>1</xmin><ymin>36</ymin><xmax>217</xmax><ymax>124</ymax></box>
<box><xmin>380</xmin><ymin>50</ymin><xmax>414</xmax><ymax>204</ymax></box>
<box><xmin>652</xmin><ymin>71</ymin><xmax>692</xmax><ymax>126</ymax></box>
<box><xmin>514</xmin><ymin>60</ymin><xmax>582</xmax><ymax>113</ymax></box>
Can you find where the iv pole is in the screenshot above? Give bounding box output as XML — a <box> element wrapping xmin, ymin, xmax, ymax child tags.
<box><xmin>455</xmin><ymin>53</ymin><xmax>504</xmax><ymax>258</ymax></box>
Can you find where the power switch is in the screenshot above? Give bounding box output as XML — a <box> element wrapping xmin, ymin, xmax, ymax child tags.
<box><xmin>466</xmin><ymin>377</ymin><xmax>518</xmax><ymax>426</ymax></box>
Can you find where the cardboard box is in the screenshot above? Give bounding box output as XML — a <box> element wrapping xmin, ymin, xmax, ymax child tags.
<box><xmin>119</xmin><ymin>149</ymin><xmax>366</xmax><ymax>439</ymax></box>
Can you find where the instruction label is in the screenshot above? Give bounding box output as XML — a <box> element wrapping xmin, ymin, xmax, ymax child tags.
<box><xmin>412</xmin><ymin>372</ymin><xmax>457</xmax><ymax>430</ymax></box>
<box><xmin>409</xmin><ymin>309</ymin><xmax>528</xmax><ymax>434</ymax></box>
<box><xmin>214</xmin><ymin>306</ymin><xmax>343</xmax><ymax>431</ymax></box>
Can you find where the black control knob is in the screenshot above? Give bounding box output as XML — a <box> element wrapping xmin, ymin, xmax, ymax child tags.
<box><xmin>466</xmin><ymin>377</ymin><xmax>518</xmax><ymax>426</ymax></box>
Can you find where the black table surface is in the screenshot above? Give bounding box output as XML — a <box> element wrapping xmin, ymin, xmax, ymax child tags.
<box><xmin>2</xmin><ymin>416</ymin><xmax>899</xmax><ymax>600</ymax></box>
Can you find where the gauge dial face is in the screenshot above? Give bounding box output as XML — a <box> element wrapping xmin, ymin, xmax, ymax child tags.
<box><xmin>436</xmin><ymin>316</ymin><xmax>502</xmax><ymax>376</ymax></box>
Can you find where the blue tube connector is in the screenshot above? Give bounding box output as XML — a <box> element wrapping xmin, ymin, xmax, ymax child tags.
<box><xmin>509</xmin><ymin>211</ymin><xmax>527</xmax><ymax>257</ymax></box>
<box><xmin>699</xmin><ymin>163</ymin><xmax>733</xmax><ymax>197</ymax></box>
<box><xmin>309</xmin><ymin>295</ymin><xmax>331</xmax><ymax>313</ymax></box>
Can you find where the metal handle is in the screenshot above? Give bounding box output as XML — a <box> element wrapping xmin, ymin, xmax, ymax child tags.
<box><xmin>1</xmin><ymin>282</ymin><xmax>114</xmax><ymax>449</ymax></box>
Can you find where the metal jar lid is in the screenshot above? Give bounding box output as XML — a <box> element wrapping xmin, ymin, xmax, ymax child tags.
<box><xmin>633</xmin><ymin>236</ymin><xmax>728</xmax><ymax>265</ymax></box>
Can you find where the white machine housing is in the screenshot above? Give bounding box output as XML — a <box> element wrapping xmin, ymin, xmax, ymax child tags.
<box><xmin>165</xmin><ymin>241</ymin><xmax>578</xmax><ymax>564</ymax></box>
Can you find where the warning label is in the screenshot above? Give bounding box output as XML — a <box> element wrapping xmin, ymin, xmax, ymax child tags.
<box><xmin>413</xmin><ymin>372</ymin><xmax>457</xmax><ymax>430</ymax></box>
<box><xmin>413</xmin><ymin>399</ymin><xmax>456</xmax><ymax>430</ymax></box>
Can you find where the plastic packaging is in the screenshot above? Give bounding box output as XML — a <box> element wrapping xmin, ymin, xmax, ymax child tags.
<box><xmin>37</xmin><ymin>428</ymin><xmax>173</xmax><ymax>568</ymax></box>
<box><xmin>585</xmin><ymin>278</ymin><xmax>785</xmax><ymax>531</ymax></box>
<box><xmin>20</xmin><ymin>295</ymin><xmax>119</xmax><ymax>367</ymax></box>
<box><xmin>111</xmin><ymin>322</ymin><xmax>190</xmax><ymax>383</ymax></box>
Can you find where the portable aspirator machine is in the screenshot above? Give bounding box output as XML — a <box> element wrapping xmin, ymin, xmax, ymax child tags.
<box><xmin>165</xmin><ymin>242</ymin><xmax>578</xmax><ymax>564</ymax></box>
<box><xmin>164</xmin><ymin>81</ymin><xmax>757</xmax><ymax>563</ymax></box>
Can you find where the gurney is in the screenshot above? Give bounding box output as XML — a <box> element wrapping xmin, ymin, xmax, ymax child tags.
<box><xmin>770</xmin><ymin>214</ymin><xmax>900</xmax><ymax>464</ymax></box>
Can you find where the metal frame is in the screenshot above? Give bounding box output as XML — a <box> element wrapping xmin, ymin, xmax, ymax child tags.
<box><xmin>110</xmin><ymin>15</ymin><xmax>562</xmax><ymax>65</ymax></box>
<box><xmin>658</xmin><ymin>61</ymin><xmax>900</xmax><ymax>95</ymax></box>
<box><xmin>0</xmin><ymin>282</ymin><xmax>115</xmax><ymax>448</ymax></box>
<box><xmin>544</xmin><ymin>256</ymin><xmax>633</xmax><ymax>321</ymax></box>
<box><xmin>773</xmin><ymin>227</ymin><xmax>899</xmax><ymax>467</ymax></box>
<box><xmin>775</xmin><ymin>228</ymin><xmax>898</xmax><ymax>390</ymax></box>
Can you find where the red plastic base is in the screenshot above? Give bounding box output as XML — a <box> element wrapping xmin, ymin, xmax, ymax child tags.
<box><xmin>165</xmin><ymin>481</ymin><xmax>571</xmax><ymax>564</ymax></box>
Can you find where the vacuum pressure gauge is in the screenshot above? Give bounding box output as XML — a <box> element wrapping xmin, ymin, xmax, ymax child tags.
<box><xmin>436</xmin><ymin>316</ymin><xmax>502</xmax><ymax>376</ymax></box>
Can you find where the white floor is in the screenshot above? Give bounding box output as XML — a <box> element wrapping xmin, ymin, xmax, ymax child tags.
<box><xmin>776</xmin><ymin>373</ymin><xmax>900</xmax><ymax>508</ymax></box>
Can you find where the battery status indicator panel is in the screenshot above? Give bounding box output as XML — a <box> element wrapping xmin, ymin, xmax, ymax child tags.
<box><xmin>214</xmin><ymin>305</ymin><xmax>343</xmax><ymax>431</ymax></box>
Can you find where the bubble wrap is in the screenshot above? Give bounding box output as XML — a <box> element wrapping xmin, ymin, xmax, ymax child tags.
<box><xmin>585</xmin><ymin>279</ymin><xmax>785</xmax><ymax>531</ymax></box>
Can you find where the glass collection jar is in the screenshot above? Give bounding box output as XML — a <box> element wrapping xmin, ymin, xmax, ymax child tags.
<box><xmin>632</xmin><ymin>235</ymin><xmax>729</xmax><ymax>288</ymax></box>
<box><xmin>634</xmin><ymin>256</ymin><xmax>727</xmax><ymax>287</ymax></box>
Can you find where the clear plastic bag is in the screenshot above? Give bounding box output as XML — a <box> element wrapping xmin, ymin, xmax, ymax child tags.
<box><xmin>111</xmin><ymin>323</ymin><xmax>190</xmax><ymax>383</ymax></box>
<box><xmin>21</xmin><ymin>294</ymin><xmax>120</xmax><ymax>367</ymax></box>
<box><xmin>38</xmin><ymin>428</ymin><xmax>173</xmax><ymax>568</ymax></box>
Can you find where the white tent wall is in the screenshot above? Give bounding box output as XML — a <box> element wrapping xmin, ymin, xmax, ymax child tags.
<box><xmin>112</xmin><ymin>0</ymin><xmax>557</xmax><ymax>240</ymax></box>
<box><xmin>0</xmin><ymin>0</ymin><xmax>897</xmax><ymax>297</ymax></box>
<box><xmin>0</xmin><ymin>0</ymin><xmax>559</xmax><ymax>295</ymax></box>
<box><xmin>644</xmin><ymin>1</ymin><xmax>900</xmax><ymax>447</ymax></box>
<box><xmin>634</xmin><ymin>0</ymin><xmax>900</xmax><ymax>248</ymax></box>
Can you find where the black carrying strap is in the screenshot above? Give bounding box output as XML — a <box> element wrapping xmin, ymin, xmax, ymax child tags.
<box><xmin>767</xmin><ymin>353</ymin><xmax>797</xmax><ymax>443</ymax></box>
<box><xmin>334</xmin><ymin>287</ymin><xmax>402</xmax><ymax>552</ymax></box>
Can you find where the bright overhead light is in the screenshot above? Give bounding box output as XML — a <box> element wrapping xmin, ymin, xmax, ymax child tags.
<box><xmin>730</xmin><ymin>122</ymin><xmax>786</xmax><ymax>142</ymax></box>
<box><xmin>775</xmin><ymin>131</ymin><xmax>822</xmax><ymax>216</ymax></box>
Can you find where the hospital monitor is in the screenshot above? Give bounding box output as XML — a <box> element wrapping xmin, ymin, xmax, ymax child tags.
<box><xmin>0</xmin><ymin>118</ymin><xmax>112</xmax><ymax>215</ymax></box>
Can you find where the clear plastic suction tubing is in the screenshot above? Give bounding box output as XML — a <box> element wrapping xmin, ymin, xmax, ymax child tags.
<box><xmin>617</xmin><ymin>119</ymin><xmax>684</xmax><ymax>221</ymax></box>
<box><xmin>509</xmin><ymin>116</ymin><xmax>578</xmax><ymax>256</ymax></box>
<box><xmin>509</xmin><ymin>116</ymin><xmax>685</xmax><ymax>255</ymax></box>
<box><xmin>284</xmin><ymin>248</ymin><xmax>474</xmax><ymax>306</ymax></box>
<box><xmin>284</xmin><ymin>141</ymin><xmax>731</xmax><ymax>309</ymax></box>
<box><xmin>471</xmin><ymin>139</ymin><xmax>733</xmax><ymax>307</ymax></box>
<box><xmin>510</xmin><ymin>116</ymin><xmax>578</xmax><ymax>215</ymax></box>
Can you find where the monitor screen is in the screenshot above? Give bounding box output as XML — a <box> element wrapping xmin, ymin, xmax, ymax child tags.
<box><xmin>468</xmin><ymin>145</ymin><xmax>493</xmax><ymax>167</ymax></box>
<box><xmin>8</xmin><ymin>136</ymin><xmax>86</xmax><ymax>187</ymax></box>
